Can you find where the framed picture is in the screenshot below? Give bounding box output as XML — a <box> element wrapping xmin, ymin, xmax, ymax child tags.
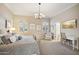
<box><xmin>0</xmin><ymin>15</ymin><xmax>6</xmax><ymax>29</ymax></box>
<box><xmin>5</xmin><ymin>20</ymin><xmax>7</xmax><ymax>28</ymax></box>
<box><xmin>6</xmin><ymin>20</ymin><xmax>12</xmax><ymax>28</ymax></box>
<box><xmin>62</xmin><ymin>19</ymin><xmax>77</xmax><ymax>29</ymax></box>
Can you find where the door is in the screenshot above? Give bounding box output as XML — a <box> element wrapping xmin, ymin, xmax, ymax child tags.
<box><xmin>55</xmin><ymin>22</ymin><xmax>61</xmax><ymax>41</ymax></box>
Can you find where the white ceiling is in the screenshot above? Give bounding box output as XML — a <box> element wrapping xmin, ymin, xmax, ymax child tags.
<box><xmin>4</xmin><ymin>3</ymin><xmax>77</xmax><ymax>18</ymax></box>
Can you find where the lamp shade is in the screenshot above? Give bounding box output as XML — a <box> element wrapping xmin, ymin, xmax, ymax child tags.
<box><xmin>10</xmin><ymin>27</ymin><xmax>15</xmax><ymax>31</ymax></box>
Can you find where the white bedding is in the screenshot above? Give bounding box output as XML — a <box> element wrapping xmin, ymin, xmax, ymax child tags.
<box><xmin>0</xmin><ymin>35</ymin><xmax>40</xmax><ymax>55</ymax></box>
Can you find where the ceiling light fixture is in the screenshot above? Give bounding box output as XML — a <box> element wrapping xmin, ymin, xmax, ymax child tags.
<box><xmin>34</xmin><ymin>3</ymin><xmax>45</xmax><ymax>19</ymax></box>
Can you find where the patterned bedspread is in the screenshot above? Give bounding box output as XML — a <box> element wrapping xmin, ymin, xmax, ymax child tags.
<box><xmin>0</xmin><ymin>36</ymin><xmax>40</xmax><ymax>55</ymax></box>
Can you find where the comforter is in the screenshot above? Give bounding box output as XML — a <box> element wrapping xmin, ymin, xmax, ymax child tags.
<box><xmin>0</xmin><ymin>35</ymin><xmax>40</xmax><ymax>55</ymax></box>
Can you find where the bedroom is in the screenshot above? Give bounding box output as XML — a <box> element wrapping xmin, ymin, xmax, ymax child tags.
<box><xmin>0</xmin><ymin>3</ymin><xmax>79</xmax><ymax>55</ymax></box>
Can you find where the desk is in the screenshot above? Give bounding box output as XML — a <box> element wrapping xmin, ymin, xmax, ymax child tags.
<box><xmin>67</xmin><ymin>36</ymin><xmax>78</xmax><ymax>50</ymax></box>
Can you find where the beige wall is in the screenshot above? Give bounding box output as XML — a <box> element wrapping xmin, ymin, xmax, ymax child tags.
<box><xmin>0</xmin><ymin>4</ymin><xmax>14</xmax><ymax>27</ymax></box>
<box><xmin>0</xmin><ymin>3</ymin><xmax>14</xmax><ymax>34</ymax></box>
<box><xmin>0</xmin><ymin>4</ymin><xmax>43</xmax><ymax>35</ymax></box>
<box><xmin>2</xmin><ymin>3</ymin><xmax>78</xmax><ymax>36</ymax></box>
<box><xmin>0</xmin><ymin>4</ymin><xmax>14</xmax><ymax>43</ymax></box>
<box><xmin>53</xmin><ymin>4</ymin><xmax>79</xmax><ymax>37</ymax></box>
<box><xmin>13</xmin><ymin>15</ymin><xmax>43</xmax><ymax>35</ymax></box>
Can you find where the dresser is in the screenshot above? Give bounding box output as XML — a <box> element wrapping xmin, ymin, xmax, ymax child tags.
<box><xmin>66</xmin><ymin>36</ymin><xmax>79</xmax><ymax>50</ymax></box>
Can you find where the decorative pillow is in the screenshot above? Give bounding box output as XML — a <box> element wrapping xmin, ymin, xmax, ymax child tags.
<box><xmin>0</xmin><ymin>38</ymin><xmax>3</xmax><ymax>44</ymax></box>
<box><xmin>1</xmin><ymin>36</ymin><xmax>11</xmax><ymax>44</ymax></box>
<box><xmin>18</xmin><ymin>36</ymin><xmax>22</xmax><ymax>40</ymax></box>
<box><xmin>10</xmin><ymin>36</ymin><xmax>16</xmax><ymax>43</ymax></box>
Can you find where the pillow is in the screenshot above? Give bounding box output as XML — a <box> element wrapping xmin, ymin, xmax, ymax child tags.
<box><xmin>1</xmin><ymin>36</ymin><xmax>11</xmax><ymax>44</ymax></box>
<box><xmin>0</xmin><ymin>39</ymin><xmax>3</xmax><ymax>44</ymax></box>
<box><xmin>10</xmin><ymin>36</ymin><xmax>16</xmax><ymax>43</ymax></box>
<box><xmin>18</xmin><ymin>36</ymin><xmax>22</xmax><ymax>40</ymax></box>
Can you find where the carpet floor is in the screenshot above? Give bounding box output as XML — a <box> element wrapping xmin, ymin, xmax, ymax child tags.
<box><xmin>39</xmin><ymin>40</ymin><xmax>79</xmax><ymax>55</ymax></box>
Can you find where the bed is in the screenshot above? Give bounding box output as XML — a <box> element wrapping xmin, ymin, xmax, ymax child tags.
<box><xmin>0</xmin><ymin>35</ymin><xmax>40</xmax><ymax>55</ymax></box>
